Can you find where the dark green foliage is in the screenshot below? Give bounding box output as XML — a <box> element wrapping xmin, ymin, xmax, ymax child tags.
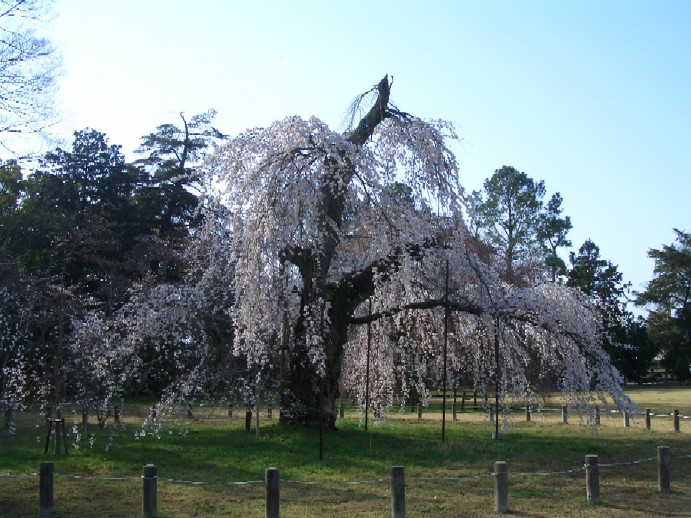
<box><xmin>473</xmin><ymin>165</ymin><xmax>546</xmax><ymax>283</ymax></box>
<box><xmin>135</xmin><ymin>110</ymin><xmax>225</xmax><ymax>240</ymax></box>
<box><xmin>637</xmin><ymin>230</ymin><xmax>691</xmax><ymax>381</ymax></box>
<box><xmin>567</xmin><ymin>239</ymin><xmax>657</xmax><ymax>382</ymax></box>
<box><xmin>538</xmin><ymin>192</ymin><xmax>572</xmax><ymax>282</ymax></box>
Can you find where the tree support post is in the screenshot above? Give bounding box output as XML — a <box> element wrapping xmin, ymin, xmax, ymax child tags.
<box><xmin>645</xmin><ymin>408</ymin><xmax>651</xmax><ymax>430</ymax></box>
<box><xmin>673</xmin><ymin>410</ymin><xmax>680</xmax><ymax>432</ymax></box>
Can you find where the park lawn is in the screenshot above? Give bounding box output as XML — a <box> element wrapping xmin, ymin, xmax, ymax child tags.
<box><xmin>0</xmin><ymin>391</ymin><xmax>689</xmax><ymax>517</ymax></box>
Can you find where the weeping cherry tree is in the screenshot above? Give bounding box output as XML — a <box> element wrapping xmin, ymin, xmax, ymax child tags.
<box><xmin>198</xmin><ymin>76</ymin><xmax>632</xmax><ymax>428</ymax></box>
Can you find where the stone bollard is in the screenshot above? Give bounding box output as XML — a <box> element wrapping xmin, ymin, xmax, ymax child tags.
<box><xmin>417</xmin><ymin>403</ymin><xmax>422</xmax><ymax>420</ymax></box>
<box><xmin>585</xmin><ymin>455</ymin><xmax>600</xmax><ymax>505</ymax></box>
<box><xmin>142</xmin><ymin>464</ymin><xmax>157</xmax><ymax>518</ymax></box>
<box><xmin>623</xmin><ymin>411</ymin><xmax>630</xmax><ymax>428</ymax></box>
<box><xmin>594</xmin><ymin>406</ymin><xmax>600</xmax><ymax>425</ymax></box>
<box><xmin>645</xmin><ymin>409</ymin><xmax>651</xmax><ymax>430</ymax></box>
<box><xmin>673</xmin><ymin>410</ymin><xmax>680</xmax><ymax>432</ymax></box>
<box><xmin>658</xmin><ymin>446</ymin><xmax>670</xmax><ymax>492</ymax></box>
<box><xmin>39</xmin><ymin>461</ymin><xmax>54</xmax><ymax>517</ymax></box>
<box><xmin>525</xmin><ymin>405</ymin><xmax>531</xmax><ymax>422</ymax></box>
<box><xmin>494</xmin><ymin>461</ymin><xmax>509</xmax><ymax>513</ymax></box>
<box><xmin>391</xmin><ymin>466</ymin><xmax>405</xmax><ymax>518</ymax></box>
<box><xmin>562</xmin><ymin>405</ymin><xmax>568</xmax><ymax>424</ymax></box>
<box><xmin>265</xmin><ymin>467</ymin><xmax>280</xmax><ymax>518</ymax></box>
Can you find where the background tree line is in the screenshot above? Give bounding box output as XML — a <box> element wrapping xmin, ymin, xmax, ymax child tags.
<box><xmin>0</xmin><ymin>2</ymin><xmax>687</xmax><ymax>424</ymax></box>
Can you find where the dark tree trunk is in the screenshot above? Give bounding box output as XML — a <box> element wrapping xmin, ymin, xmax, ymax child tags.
<box><xmin>279</xmin><ymin>77</ymin><xmax>391</xmax><ymax>428</ymax></box>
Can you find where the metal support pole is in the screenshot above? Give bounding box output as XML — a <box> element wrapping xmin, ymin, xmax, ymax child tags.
<box><xmin>442</xmin><ymin>259</ymin><xmax>449</xmax><ymax>442</ymax></box>
<box><xmin>365</xmin><ymin>298</ymin><xmax>372</xmax><ymax>431</ymax></box>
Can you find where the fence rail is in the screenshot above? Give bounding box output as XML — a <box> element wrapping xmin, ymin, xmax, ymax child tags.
<box><xmin>17</xmin><ymin>446</ymin><xmax>688</xmax><ymax>517</ymax></box>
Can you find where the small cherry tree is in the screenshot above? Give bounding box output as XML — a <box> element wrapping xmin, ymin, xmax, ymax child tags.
<box><xmin>199</xmin><ymin>76</ymin><xmax>631</xmax><ymax>428</ymax></box>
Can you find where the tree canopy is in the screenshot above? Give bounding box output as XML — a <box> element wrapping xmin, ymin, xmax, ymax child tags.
<box><xmin>168</xmin><ymin>76</ymin><xmax>630</xmax><ymax>428</ymax></box>
<box><xmin>636</xmin><ymin>229</ymin><xmax>691</xmax><ymax>381</ymax></box>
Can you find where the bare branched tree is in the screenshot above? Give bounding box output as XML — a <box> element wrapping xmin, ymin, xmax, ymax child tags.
<box><xmin>0</xmin><ymin>0</ymin><xmax>59</xmax><ymax>154</ymax></box>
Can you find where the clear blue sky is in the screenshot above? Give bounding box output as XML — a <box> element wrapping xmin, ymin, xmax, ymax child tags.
<box><xmin>43</xmin><ymin>0</ymin><xmax>691</xmax><ymax>301</ymax></box>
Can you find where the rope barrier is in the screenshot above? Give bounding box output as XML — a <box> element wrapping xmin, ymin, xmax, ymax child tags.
<box><xmin>598</xmin><ymin>457</ymin><xmax>656</xmax><ymax>468</ymax></box>
<box><xmin>4</xmin><ymin>451</ymin><xmax>687</xmax><ymax>488</ymax></box>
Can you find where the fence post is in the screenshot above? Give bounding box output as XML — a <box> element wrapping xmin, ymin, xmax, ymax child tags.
<box><xmin>673</xmin><ymin>410</ymin><xmax>680</xmax><ymax>432</ymax></box>
<box><xmin>494</xmin><ymin>461</ymin><xmax>509</xmax><ymax>513</ymax></box>
<box><xmin>391</xmin><ymin>466</ymin><xmax>405</xmax><ymax>518</ymax></box>
<box><xmin>594</xmin><ymin>406</ymin><xmax>600</xmax><ymax>425</ymax></box>
<box><xmin>623</xmin><ymin>411</ymin><xmax>630</xmax><ymax>428</ymax></box>
<box><xmin>452</xmin><ymin>402</ymin><xmax>457</xmax><ymax>421</ymax></box>
<box><xmin>265</xmin><ymin>467</ymin><xmax>280</xmax><ymax>518</ymax></box>
<box><xmin>658</xmin><ymin>445</ymin><xmax>670</xmax><ymax>492</ymax></box>
<box><xmin>525</xmin><ymin>405</ymin><xmax>531</xmax><ymax>422</ymax></box>
<box><xmin>417</xmin><ymin>403</ymin><xmax>422</xmax><ymax>420</ymax></box>
<box><xmin>585</xmin><ymin>454</ymin><xmax>600</xmax><ymax>505</ymax></box>
<box><xmin>645</xmin><ymin>409</ymin><xmax>651</xmax><ymax>430</ymax></box>
<box><xmin>562</xmin><ymin>405</ymin><xmax>568</xmax><ymax>424</ymax></box>
<box><xmin>142</xmin><ymin>464</ymin><xmax>157</xmax><ymax>518</ymax></box>
<box><xmin>39</xmin><ymin>461</ymin><xmax>54</xmax><ymax>517</ymax></box>
<box><xmin>228</xmin><ymin>403</ymin><xmax>233</xmax><ymax>419</ymax></box>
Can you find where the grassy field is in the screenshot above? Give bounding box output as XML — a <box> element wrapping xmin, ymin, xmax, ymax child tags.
<box><xmin>0</xmin><ymin>388</ymin><xmax>689</xmax><ymax>517</ymax></box>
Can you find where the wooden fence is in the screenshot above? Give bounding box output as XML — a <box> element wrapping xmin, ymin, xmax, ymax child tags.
<box><xmin>32</xmin><ymin>445</ymin><xmax>687</xmax><ymax>517</ymax></box>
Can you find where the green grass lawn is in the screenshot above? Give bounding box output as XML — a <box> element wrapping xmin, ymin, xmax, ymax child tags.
<box><xmin>1</xmin><ymin>391</ymin><xmax>689</xmax><ymax>517</ymax></box>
